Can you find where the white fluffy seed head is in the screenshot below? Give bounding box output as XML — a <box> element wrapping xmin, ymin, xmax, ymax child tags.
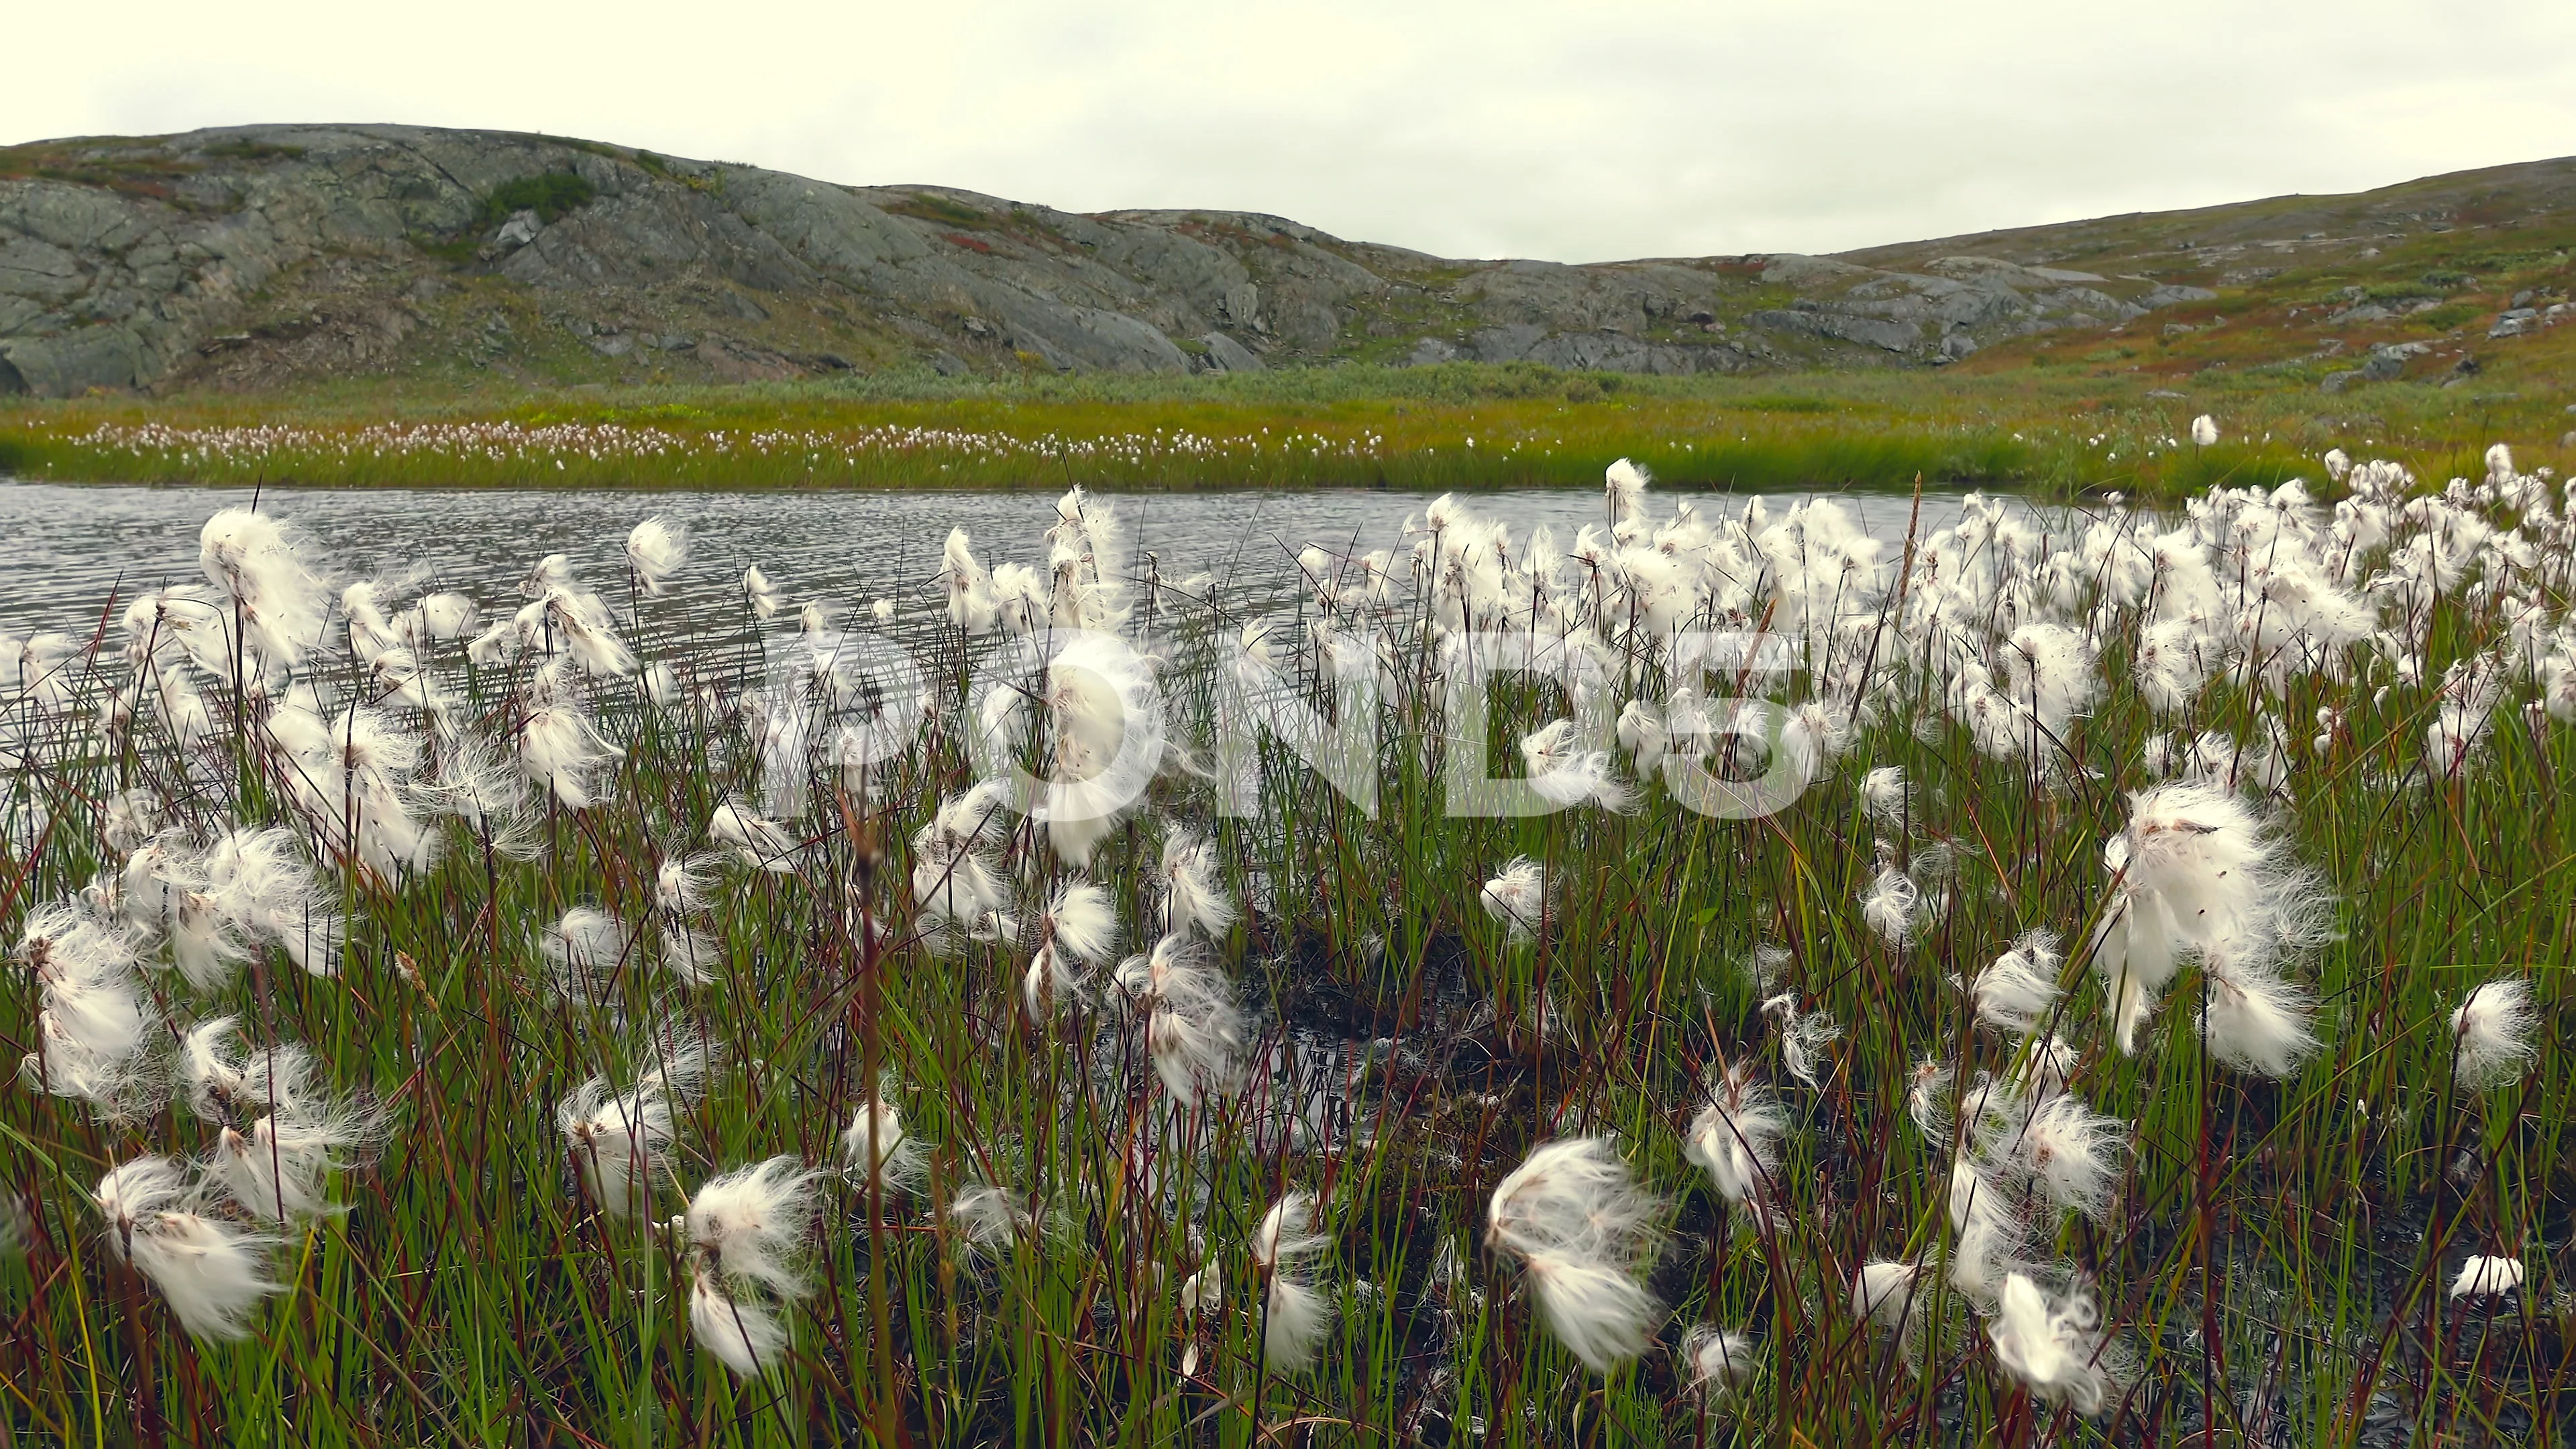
<box><xmin>1263</xmin><ymin>1276</ymin><xmax>1333</xmax><ymax>1372</ymax></box>
<box><xmin>1521</xmin><ymin>1250</ymin><xmax>1662</xmax><ymax>1374</ymax></box>
<box><xmin>1021</xmin><ymin>942</ymin><xmax>1075</xmax><ymax>1024</ymax></box>
<box><xmin>1252</xmin><ymin>1191</ymin><xmax>1334</xmax><ymax>1371</ymax></box>
<box><xmin>211</xmin><ymin>1106</ymin><xmax>366</xmax><ymax>1224</ymax></box>
<box><xmin>1617</xmin><ymin>698</ymin><xmax>1666</xmax><ymax>771</ymax></box>
<box><xmin>946</xmin><ymin>1183</ymin><xmax>1034</xmax><ymax>1254</ymax></box>
<box><xmin>1251</xmin><ymin>1191</ymin><xmax>1330</xmax><ymax>1274</ymax></box>
<box><xmin>743</xmin><ymin>565</ymin><xmax>786</xmax><ymax>621</ymax></box>
<box><xmin>625</xmin><ymin>515</ymin><xmax>690</xmax><ymax>596</ymax></box>
<box><xmin>93</xmin><ymin>1157</ymin><xmax>285</xmax><ymax>1339</ymax></box>
<box><xmin>1605</xmin><ymin>456</ymin><xmax>1652</xmax><ymax>523</ymax></box>
<box><xmin>94</xmin><ymin>1155</ymin><xmax>193</xmax><ymax>1234</ymax></box>
<box><xmin>1860</xmin><ymin>765</ymin><xmax>1907</xmax><ymax>822</ymax></box>
<box><xmin>1945</xmin><ymin>1155</ymin><xmax>2023</xmax><ymax>1303</ymax></box>
<box><xmin>1988</xmin><ymin>1273</ymin><xmax>2123</xmax><ymax>1416</ymax></box>
<box><xmin>1973</xmin><ymin>928</ymin><xmax>2063</xmax><ymax>1036</ymax></box>
<box><xmin>1485</xmin><ymin>1137</ymin><xmax>1666</xmax><ymax>1373</ymax></box>
<box><xmin>1681</xmin><ymin>1325</ymin><xmax>1760</xmax><ymax>1401</ymax></box>
<box><xmin>182</xmin><ymin>1016</ymin><xmax>278</xmax><ymax>1120</ymax></box>
<box><xmin>1158</xmin><ymin>829</ymin><xmax>1234</xmax><ymax>939</ymax></box>
<box><xmin>2449</xmin><ymin>1254</ymin><xmax>2524</xmax><ymax>1299</ymax></box>
<box><xmin>1853</xmin><ymin>1259</ymin><xmax>1923</xmax><ymax>1333</ymax></box>
<box><xmin>1684</xmin><ymin>1064</ymin><xmax>1785</xmax><ymax>1228</ymax></box>
<box><xmin>708</xmin><ymin>800</ymin><xmax>800</xmax><ymax>873</ymax></box>
<box><xmin>690</xmin><ymin>1272</ymin><xmax>788</xmax><ymax>1376</ymax></box>
<box><xmin>1479</xmin><ymin>855</ymin><xmax>1549</xmax><ymax>943</ymax></box>
<box><xmin>2200</xmin><ymin>956</ymin><xmax>2319</xmax><ymax>1078</ymax></box>
<box><xmin>1995</xmin><ymin>1092</ymin><xmax>2127</xmax><ymax>1223</ymax></box>
<box><xmin>2094</xmin><ymin>781</ymin><xmax>2327</xmax><ymax>1059</ymax></box>
<box><xmin>1042</xmin><ymin>880</ymin><xmax>1120</xmax><ymax>965</ymax></box>
<box><xmin>1907</xmin><ymin>1059</ymin><xmax>1953</xmax><ymax>1139</ymax></box>
<box><xmin>655</xmin><ymin>853</ymin><xmax>718</xmax><ymax>914</ymax></box>
<box><xmin>1488</xmin><ymin>1137</ymin><xmax>1664</xmax><ymax>1265</ymax></box>
<box><xmin>1764</xmin><ymin>994</ymin><xmax>1843</xmax><ymax>1089</ymax></box>
<box><xmin>840</xmin><ymin>1090</ymin><xmax>925</xmax><ymax>1195</ymax></box>
<box><xmin>555</xmin><ymin>1042</ymin><xmax>708</xmax><ymax>1218</ymax></box>
<box><xmin>1517</xmin><ymin>720</ymin><xmax>1635</xmax><ymax>813</ymax></box>
<box><xmin>1117</xmin><ymin>935</ymin><xmax>1244</xmax><ymax>1106</ymax></box>
<box><xmin>2449</xmin><ymin>980</ymin><xmax>2536</xmax><ymax>1089</ymax></box>
<box><xmin>538</xmin><ymin>906</ymin><xmax>631</xmax><ymax>998</ymax></box>
<box><xmin>685</xmin><ymin>1157</ymin><xmax>825</xmax><ymax>1299</ymax></box>
<box><xmin>1859</xmin><ymin>862</ymin><xmax>1921</xmax><ymax>949</ymax></box>
<box><xmin>197</xmin><ymin>508</ymin><xmax>327</xmax><ymax>671</ymax></box>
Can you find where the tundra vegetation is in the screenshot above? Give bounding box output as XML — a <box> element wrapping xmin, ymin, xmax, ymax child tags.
<box><xmin>5</xmin><ymin>128</ymin><xmax>2576</xmax><ymax>500</ymax></box>
<box><xmin>1</xmin><ymin>352</ymin><xmax>2573</xmax><ymax>502</ymax></box>
<box><xmin>0</xmin><ymin>443</ymin><xmax>2569</xmax><ymax>1444</ymax></box>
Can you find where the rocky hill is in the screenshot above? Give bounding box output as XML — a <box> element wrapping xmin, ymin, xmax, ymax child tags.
<box><xmin>2</xmin><ymin>124</ymin><xmax>2571</xmax><ymax>398</ymax></box>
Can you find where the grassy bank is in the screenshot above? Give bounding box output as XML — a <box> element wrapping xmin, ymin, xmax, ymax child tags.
<box><xmin>5</xmin><ymin>355</ymin><xmax>2573</xmax><ymax>500</ymax></box>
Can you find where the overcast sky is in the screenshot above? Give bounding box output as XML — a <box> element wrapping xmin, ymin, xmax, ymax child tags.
<box><xmin>9</xmin><ymin>1</ymin><xmax>2575</xmax><ymax>262</ymax></box>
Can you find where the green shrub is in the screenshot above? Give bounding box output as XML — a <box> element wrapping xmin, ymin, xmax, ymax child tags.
<box><xmin>2412</xmin><ymin>303</ymin><xmax>2481</xmax><ymax>331</ymax></box>
<box><xmin>885</xmin><ymin>193</ymin><xmax>993</xmax><ymax>229</ymax></box>
<box><xmin>484</xmin><ymin>172</ymin><xmax>598</xmax><ymax>226</ymax></box>
<box><xmin>201</xmin><ymin>140</ymin><xmax>307</xmax><ymax>162</ymax></box>
<box><xmin>2458</xmin><ymin>250</ymin><xmax>2559</xmax><ymax>272</ymax></box>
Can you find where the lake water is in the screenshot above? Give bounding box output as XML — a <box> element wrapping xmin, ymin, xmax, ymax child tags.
<box><xmin>0</xmin><ymin>480</ymin><xmax>2058</xmax><ymax>631</ymax></box>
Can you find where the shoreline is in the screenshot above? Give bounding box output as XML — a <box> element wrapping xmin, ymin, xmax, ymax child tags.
<box><xmin>4</xmin><ymin>360</ymin><xmax>2565</xmax><ymax>501</ymax></box>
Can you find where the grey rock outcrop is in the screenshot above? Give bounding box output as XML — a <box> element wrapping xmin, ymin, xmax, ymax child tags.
<box><xmin>2322</xmin><ymin>340</ymin><xmax>2433</xmax><ymax>391</ymax></box>
<box><xmin>0</xmin><ymin>121</ymin><xmax>2412</xmax><ymax>396</ymax></box>
<box><xmin>1733</xmin><ymin>252</ymin><xmax>2188</xmax><ymax>359</ymax></box>
<box><xmin>1197</xmin><ymin>331</ymin><xmax>1262</xmax><ymax>372</ymax></box>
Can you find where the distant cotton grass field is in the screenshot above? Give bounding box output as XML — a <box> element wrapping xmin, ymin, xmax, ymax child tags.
<box><xmin>0</xmin><ymin>448</ymin><xmax>2570</xmax><ymax>1446</ymax></box>
<box><xmin>0</xmin><ymin>407</ymin><xmax>2045</xmax><ymax>498</ymax></box>
<box><xmin>3</xmin><ymin>358</ymin><xmax>2572</xmax><ymax>501</ymax></box>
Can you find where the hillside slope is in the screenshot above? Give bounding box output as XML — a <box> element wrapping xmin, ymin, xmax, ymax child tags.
<box><xmin>1</xmin><ymin>123</ymin><xmax>2570</xmax><ymax>398</ymax></box>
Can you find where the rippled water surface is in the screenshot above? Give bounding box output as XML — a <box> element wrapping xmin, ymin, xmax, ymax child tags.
<box><xmin>0</xmin><ymin>479</ymin><xmax>2057</xmax><ymax>629</ymax></box>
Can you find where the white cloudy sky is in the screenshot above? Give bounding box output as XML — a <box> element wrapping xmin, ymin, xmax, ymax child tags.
<box><xmin>9</xmin><ymin>1</ymin><xmax>2575</xmax><ymax>262</ymax></box>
